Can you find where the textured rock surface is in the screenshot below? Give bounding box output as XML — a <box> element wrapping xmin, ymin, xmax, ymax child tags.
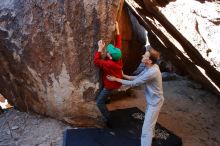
<box><xmin>119</xmin><ymin>6</ymin><xmax>146</xmax><ymax>74</ymax></box>
<box><xmin>153</xmin><ymin>0</ymin><xmax>220</xmax><ymax>95</ymax></box>
<box><xmin>0</xmin><ymin>0</ymin><xmax>121</xmax><ymax>126</ymax></box>
<box><xmin>126</xmin><ymin>0</ymin><xmax>220</xmax><ymax>95</ymax></box>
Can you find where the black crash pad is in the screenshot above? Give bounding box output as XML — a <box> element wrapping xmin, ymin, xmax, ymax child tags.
<box><xmin>63</xmin><ymin>128</ymin><xmax>139</xmax><ymax>146</ymax></box>
<box><xmin>63</xmin><ymin>107</ymin><xmax>182</xmax><ymax>146</ymax></box>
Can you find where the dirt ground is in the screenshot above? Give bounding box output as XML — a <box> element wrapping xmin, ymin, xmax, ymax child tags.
<box><xmin>0</xmin><ymin>77</ymin><xmax>220</xmax><ymax>146</ymax></box>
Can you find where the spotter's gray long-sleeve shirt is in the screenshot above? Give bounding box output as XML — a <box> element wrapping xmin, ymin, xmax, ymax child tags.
<box><xmin>121</xmin><ymin>64</ymin><xmax>164</xmax><ymax>106</ymax></box>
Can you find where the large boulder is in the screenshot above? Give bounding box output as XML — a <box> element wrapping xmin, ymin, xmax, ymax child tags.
<box><xmin>0</xmin><ymin>0</ymin><xmax>121</xmax><ymax>126</ymax></box>
<box><xmin>126</xmin><ymin>0</ymin><xmax>220</xmax><ymax>96</ymax></box>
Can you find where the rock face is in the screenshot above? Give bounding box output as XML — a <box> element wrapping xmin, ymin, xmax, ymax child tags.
<box><xmin>0</xmin><ymin>0</ymin><xmax>121</xmax><ymax>126</ymax></box>
<box><xmin>126</xmin><ymin>0</ymin><xmax>220</xmax><ymax>96</ymax></box>
<box><xmin>119</xmin><ymin>6</ymin><xmax>146</xmax><ymax>74</ymax></box>
<box><xmin>0</xmin><ymin>0</ymin><xmax>219</xmax><ymax>126</ymax></box>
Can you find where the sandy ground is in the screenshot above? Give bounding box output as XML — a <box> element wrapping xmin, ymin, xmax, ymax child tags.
<box><xmin>0</xmin><ymin>77</ymin><xmax>220</xmax><ymax>146</ymax></box>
